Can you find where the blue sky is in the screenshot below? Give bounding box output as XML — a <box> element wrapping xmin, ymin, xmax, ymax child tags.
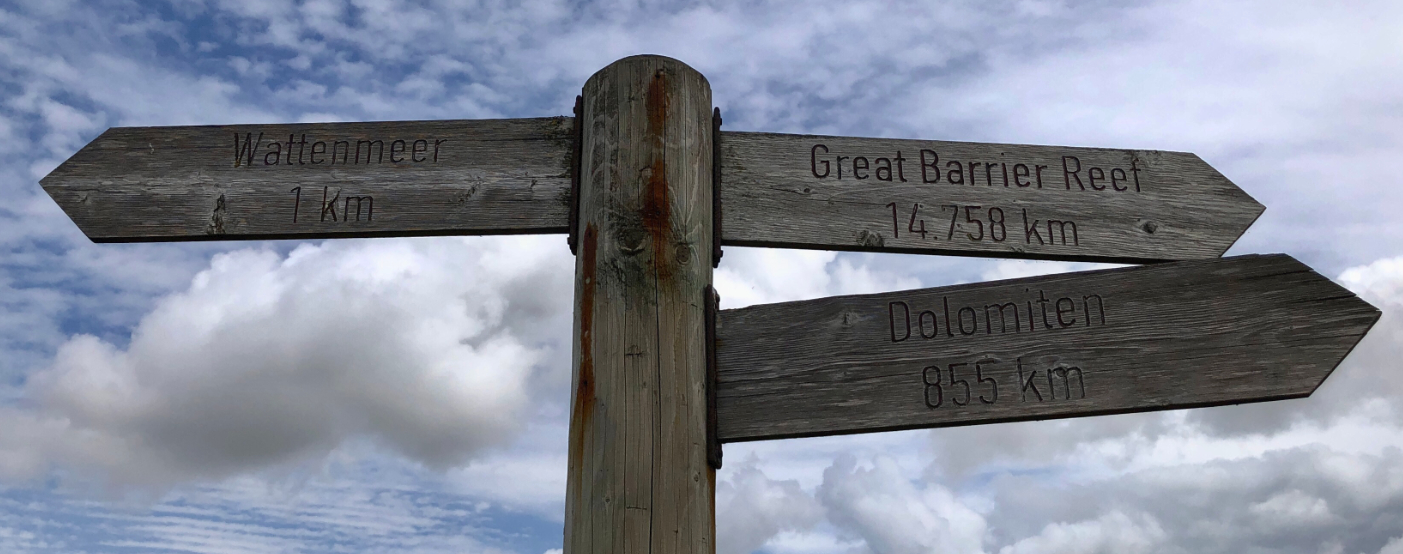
<box><xmin>3</xmin><ymin>0</ymin><xmax>1403</xmax><ymax>553</ymax></box>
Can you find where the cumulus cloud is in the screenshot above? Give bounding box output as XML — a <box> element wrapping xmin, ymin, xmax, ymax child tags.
<box><xmin>715</xmin><ymin>455</ymin><xmax>824</xmax><ymax>554</ymax></box>
<box><xmin>997</xmin><ymin>511</ymin><xmax>1166</xmax><ymax>554</ymax></box>
<box><xmin>0</xmin><ymin>236</ymin><xmax>574</xmax><ymax>487</ymax></box>
<box><xmin>981</xmin><ymin>444</ymin><xmax>1403</xmax><ymax>554</ymax></box>
<box><xmin>817</xmin><ymin>455</ymin><xmax>987</xmax><ymax>554</ymax></box>
<box><xmin>715</xmin><ymin>248</ymin><xmax>921</xmax><ymax>309</ymax></box>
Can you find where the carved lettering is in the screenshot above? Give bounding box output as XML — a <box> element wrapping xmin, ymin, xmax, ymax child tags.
<box><xmin>321</xmin><ymin>187</ymin><xmax>339</xmax><ymax>222</ymax></box>
<box><xmin>1047</xmin><ymin>219</ymin><xmax>1079</xmax><ymax>246</ymax></box>
<box><xmin>390</xmin><ymin>139</ymin><xmax>407</xmax><ymax>163</ymax></box>
<box><xmin>919</xmin><ymin>310</ymin><xmax>939</xmax><ymax>338</ymax></box>
<box><xmin>1088</xmin><ymin>167</ymin><xmax>1106</xmax><ymax>190</ymax></box>
<box><xmin>290</xmin><ymin>186</ymin><xmax>302</xmax><ymax>222</ymax></box>
<box><xmin>344</xmin><ymin>195</ymin><xmax>374</xmax><ymax>221</ymax></box>
<box><xmin>811</xmin><ymin>144</ymin><xmax>830</xmax><ymax>178</ymax></box>
<box><xmin>288</xmin><ymin>187</ymin><xmax>377</xmax><ymax>225</ymax></box>
<box><xmin>806</xmin><ymin>146</ymin><xmax>1146</xmax><ymax>196</ymax></box>
<box><xmin>1023</xmin><ymin>209</ymin><xmax>1043</xmax><ymax>245</ymax></box>
<box><xmin>948</xmin><ymin>363</ymin><xmax>971</xmax><ymax>406</ymax></box>
<box><xmin>918</xmin><ymin>356</ymin><xmax>1088</xmax><ymax>408</ymax></box>
<box><xmin>264</xmin><ymin>141</ymin><xmax>282</xmax><ymax>165</ymax></box>
<box><xmin>889</xmin><ymin>301</ymin><xmax>911</xmax><ymax>342</ymax></box>
<box><xmin>882</xmin><ymin>290</ymin><xmax>1107</xmax><ymax>341</ymax></box>
<box><xmin>923</xmin><ymin>366</ymin><xmax>943</xmax><ymax>408</ymax></box>
<box><xmin>882</xmin><ymin>203</ymin><xmax>1015</xmax><ymax>244</ymax></box>
<box><xmin>1019</xmin><ymin>358</ymin><xmax>1043</xmax><ymax>402</ymax></box>
<box><xmin>1111</xmin><ymin>167</ymin><xmax>1128</xmax><ymax>191</ymax></box>
<box><xmin>1047</xmin><ymin>365</ymin><xmax>1086</xmax><ymax>400</ymax></box>
<box><xmin>946</xmin><ymin>161</ymin><xmax>964</xmax><ymax>185</ymax></box>
<box><xmin>920</xmin><ymin>150</ymin><xmax>938</xmax><ymax>183</ymax></box>
<box><xmin>234</xmin><ymin>132</ymin><xmax>263</xmax><ymax>167</ymax></box>
<box><xmin>1014</xmin><ymin>163</ymin><xmax>1031</xmax><ymax>187</ymax></box>
<box><xmin>355</xmin><ymin>140</ymin><xmax>384</xmax><ymax>165</ymax></box>
<box><xmin>1062</xmin><ymin>156</ymin><xmax>1084</xmax><ymax>190</ymax></box>
<box><xmin>984</xmin><ymin>302</ymin><xmax>1020</xmax><ymax>334</ymax></box>
<box><xmin>875</xmin><ymin>157</ymin><xmax>892</xmax><ymax>181</ymax></box>
<box><xmin>332</xmin><ymin>141</ymin><xmax>351</xmax><ymax>164</ymax></box>
<box><xmin>232</xmin><ymin>132</ymin><xmax>447</xmax><ymax>168</ymax></box>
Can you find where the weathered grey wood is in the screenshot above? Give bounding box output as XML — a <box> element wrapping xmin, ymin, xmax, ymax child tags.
<box><xmin>715</xmin><ymin>254</ymin><xmax>1378</xmax><ymax>442</ymax></box>
<box><xmin>566</xmin><ymin>55</ymin><xmax>715</xmax><ymax>554</ymax></box>
<box><xmin>720</xmin><ymin>131</ymin><xmax>1264</xmax><ymax>263</ymax></box>
<box><xmin>41</xmin><ymin>118</ymin><xmax>573</xmax><ymax>242</ymax></box>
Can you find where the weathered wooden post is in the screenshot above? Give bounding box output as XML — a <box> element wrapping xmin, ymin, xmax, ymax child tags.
<box><xmin>566</xmin><ymin>56</ymin><xmax>716</xmax><ymax>554</ymax></box>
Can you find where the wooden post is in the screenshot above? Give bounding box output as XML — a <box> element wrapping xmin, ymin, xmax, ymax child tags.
<box><xmin>566</xmin><ymin>56</ymin><xmax>715</xmax><ymax>553</ymax></box>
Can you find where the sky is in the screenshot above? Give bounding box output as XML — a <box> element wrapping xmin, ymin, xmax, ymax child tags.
<box><xmin>2</xmin><ymin>0</ymin><xmax>1402</xmax><ymax>553</ymax></box>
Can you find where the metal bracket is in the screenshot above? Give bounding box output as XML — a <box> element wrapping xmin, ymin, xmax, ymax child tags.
<box><xmin>704</xmin><ymin>284</ymin><xmax>722</xmax><ymax>469</ymax></box>
<box><xmin>568</xmin><ymin>94</ymin><xmax>583</xmax><ymax>255</ymax></box>
<box><xmin>711</xmin><ymin>107</ymin><xmax>723</xmax><ymax>268</ymax></box>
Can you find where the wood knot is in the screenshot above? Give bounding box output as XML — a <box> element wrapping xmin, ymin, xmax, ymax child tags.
<box><xmin>857</xmin><ymin>229</ymin><xmax>885</xmax><ymax>248</ymax></box>
<box><xmin>617</xmin><ymin>226</ymin><xmax>647</xmax><ymax>256</ymax></box>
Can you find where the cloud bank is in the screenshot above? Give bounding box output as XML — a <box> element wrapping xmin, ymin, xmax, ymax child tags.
<box><xmin>2</xmin><ymin>236</ymin><xmax>574</xmax><ymax>486</ymax></box>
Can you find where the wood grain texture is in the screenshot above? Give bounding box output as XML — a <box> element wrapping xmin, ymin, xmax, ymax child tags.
<box><xmin>565</xmin><ymin>55</ymin><xmax>715</xmax><ymax>554</ymax></box>
<box><xmin>41</xmin><ymin>118</ymin><xmax>573</xmax><ymax>242</ymax></box>
<box><xmin>719</xmin><ymin>131</ymin><xmax>1265</xmax><ymax>263</ymax></box>
<box><xmin>715</xmin><ymin>254</ymin><xmax>1378</xmax><ymax>443</ymax></box>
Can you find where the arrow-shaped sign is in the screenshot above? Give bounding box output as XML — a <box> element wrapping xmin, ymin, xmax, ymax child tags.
<box><xmin>40</xmin><ymin>118</ymin><xmax>574</xmax><ymax>242</ymax></box>
<box><xmin>719</xmin><ymin>131</ymin><xmax>1264</xmax><ymax>263</ymax></box>
<box><xmin>44</xmin><ymin>122</ymin><xmax>1261</xmax><ymax>265</ymax></box>
<box><xmin>714</xmin><ymin>254</ymin><xmax>1378</xmax><ymax>443</ymax></box>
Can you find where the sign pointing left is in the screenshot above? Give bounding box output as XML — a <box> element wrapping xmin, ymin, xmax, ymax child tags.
<box><xmin>40</xmin><ymin>118</ymin><xmax>574</xmax><ymax>242</ymax></box>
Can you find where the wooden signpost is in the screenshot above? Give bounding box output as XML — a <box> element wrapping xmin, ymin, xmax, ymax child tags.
<box><xmin>714</xmin><ymin>254</ymin><xmax>1379</xmax><ymax>442</ymax></box>
<box><xmin>38</xmin><ymin>55</ymin><xmax>1379</xmax><ymax>554</ymax></box>
<box><xmin>720</xmin><ymin>132</ymin><xmax>1264</xmax><ymax>263</ymax></box>
<box><xmin>44</xmin><ymin>109</ymin><xmax>1263</xmax><ymax>264</ymax></box>
<box><xmin>41</xmin><ymin>118</ymin><xmax>574</xmax><ymax>242</ymax></box>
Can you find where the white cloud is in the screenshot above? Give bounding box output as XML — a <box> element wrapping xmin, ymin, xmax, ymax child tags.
<box><xmin>1249</xmin><ymin>490</ymin><xmax>1335</xmax><ymax>528</ymax></box>
<box><xmin>979</xmin><ymin>260</ymin><xmax>1121</xmax><ymax>283</ymax></box>
<box><xmin>715</xmin><ymin>454</ymin><xmax>823</xmax><ymax>554</ymax></box>
<box><xmin>818</xmin><ymin>454</ymin><xmax>987</xmax><ymax>554</ymax></box>
<box><xmin>715</xmin><ymin>248</ymin><xmax>921</xmax><ymax>309</ymax></box>
<box><xmin>998</xmin><ymin>511</ymin><xmax>1166</xmax><ymax>554</ymax></box>
<box><xmin>0</xmin><ymin>236</ymin><xmax>574</xmax><ymax>488</ymax></box>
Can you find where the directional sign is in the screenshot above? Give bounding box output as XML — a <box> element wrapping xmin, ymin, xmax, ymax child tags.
<box><xmin>719</xmin><ymin>131</ymin><xmax>1264</xmax><ymax>263</ymax></box>
<box><xmin>41</xmin><ymin>118</ymin><xmax>574</xmax><ymax>242</ymax></box>
<box><xmin>43</xmin><ymin>121</ymin><xmax>1264</xmax><ymax>265</ymax></box>
<box><xmin>713</xmin><ymin>254</ymin><xmax>1378</xmax><ymax>443</ymax></box>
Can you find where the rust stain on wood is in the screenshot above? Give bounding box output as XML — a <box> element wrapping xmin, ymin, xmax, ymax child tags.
<box><xmin>644</xmin><ymin>68</ymin><xmax>674</xmax><ymax>278</ymax></box>
<box><xmin>570</xmin><ymin>223</ymin><xmax>599</xmax><ymax>472</ymax></box>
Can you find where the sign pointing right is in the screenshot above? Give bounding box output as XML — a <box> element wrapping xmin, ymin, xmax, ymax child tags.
<box><xmin>719</xmin><ymin>131</ymin><xmax>1265</xmax><ymax>263</ymax></box>
<box><xmin>714</xmin><ymin>254</ymin><xmax>1379</xmax><ymax>443</ymax></box>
